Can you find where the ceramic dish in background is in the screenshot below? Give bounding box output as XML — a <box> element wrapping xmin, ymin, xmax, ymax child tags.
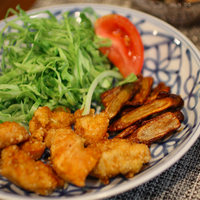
<box><xmin>133</xmin><ymin>0</ymin><xmax>200</xmax><ymax>26</ymax></box>
<box><xmin>0</xmin><ymin>3</ymin><xmax>200</xmax><ymax>200</ymax></box>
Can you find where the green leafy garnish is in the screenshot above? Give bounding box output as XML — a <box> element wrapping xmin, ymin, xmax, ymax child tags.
<box><xmin>0</xmin><ymin>5</ymin><xmax>137</xmax><ymax>123</ymax></box>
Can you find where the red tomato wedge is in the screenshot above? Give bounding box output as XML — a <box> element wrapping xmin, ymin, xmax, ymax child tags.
<box><xmin>94</xmin><ymin>14</ymin><xmax>144</xmax><ymax>78</ymax></box>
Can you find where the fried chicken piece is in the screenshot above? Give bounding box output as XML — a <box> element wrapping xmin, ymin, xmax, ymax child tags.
<box><xmin>0</xmin><ymin>145</ymin><xmax>64</xmax><ymax>196</ymax></box>
<box><xmin>29</xmin><ymin>107</ymin><xmax>51</xmax><ymax>135</ymax></box>
<box><xmin>72</xmin><ymin>108</ymin><xmax>95</xmax><ymax>124</ymax></box>
<box><xmin>50</xmin><ymin>128</ymin><xmax>100</xmax><ymax>187</ymax></box>
<box><xmin>0</xmin><ymin>122</ymin><xmax>29</xmax><ymax>149</ymax></box>
<box><xmin>29</xmin><ymin>116</ymin><xmax>42</xmax><ymax>135</ymax></box>
<box><xmin>74</xmin><ymin>111</ymin><xmax>109</xmax><ymax>146</ymax></box>
<box><xmin>44</xmin><ymin>128</ymin><xmax>57</xmax><ymax>149</ymax></box>
<box><xmin>31</xmin><ymin>106</ymin><xmax>74</xmax><ymax>130</ymax></box>
<box><xmin>89</xmin><ymin>138</ymin><xmax>151</xmax><ymax>185</ymax></box>
<box><xmin>34</xmin><ymin>106</ymin><xmax>52</xmax><ymax>128</ymax></box>
<box><xmin>29</xmin><ymin>106</ymin><xmax>74</xmax><ymax>149</ymax></box>
<box><xmin>45</xmin><ymin>109</ymin><xmax>74</xmax><ymax>148</ymax></box>
<box><xmin>47</xmin><ymin>110</ymin><xmax>74</xmax><ymax>129</ymax></box>
<box><xmin>19</xmin><ymin>127</ymin><xmax>46</xmax><ymax>160</ymax></box>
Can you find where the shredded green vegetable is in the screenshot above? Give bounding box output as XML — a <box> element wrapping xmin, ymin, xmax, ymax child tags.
<box><xmin>0</xmin><ymin>5</ymin><xmax>137</xmax><ymax>124</ymax></box>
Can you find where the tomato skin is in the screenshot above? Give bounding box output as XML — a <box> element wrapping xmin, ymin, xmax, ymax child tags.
<box><xmin>95</xmin><ymin>14</ymin><xmax>144</xmax><ymax>78</ymax></box>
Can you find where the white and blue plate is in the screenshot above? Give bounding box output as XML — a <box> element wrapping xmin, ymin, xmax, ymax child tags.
<box><xmin>0</xmin><ymin>3</ymin><xmax>200</xmax><ymax>200</ymax></box>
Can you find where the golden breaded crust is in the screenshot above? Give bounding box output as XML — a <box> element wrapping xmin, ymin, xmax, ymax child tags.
<box><xmin>19</xmin><ymin>127</ymin><xmax>46</xmax><ymax>160</ymax></box>
<box><xmin>74</xmin><ymin>111</ymin><xmax>109</xmax><ymax>146</ymax></box>
<box><xmin>48</xmin><ymin>111</ymin><xmax>74</xmax><ymax>129</ymax></box>
<box><xmin>34</xmin><ymin>106</ymin><xmax>52</xmax><ymax>127</ymax></box>
<box><xmin>29</xmin><ymin>116</ymin><xmax>42</xmax><ymax>135</ymax></box>
<box><xmin>44</xmin><ymin>128</ymin><xmax>57</xmax><ymax>149</ymax></box>
<box><xmin>90</xmin><ymin>138</ymin><xmax>151</xmax><ymax>184</ymax></box>
<box><xmin>50</xmin><ymin>128</ymin><xmax>100</xmax><ymax>187</ymax></box>
<box><xmin>1</xmin><ymin>145</ymin><xmax>64</xmax><ymax>196</ymax></box>
<box><xmin>0</xmin><ymin>122</ymin><xmax>29</xmax><ymax>149</ymax></box>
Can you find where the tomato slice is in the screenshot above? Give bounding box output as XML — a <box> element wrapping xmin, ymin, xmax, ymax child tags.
<box><xmin>95</xmin><ymin>14</ymin><xmax>144</xmax><ymax>78</ymax></box>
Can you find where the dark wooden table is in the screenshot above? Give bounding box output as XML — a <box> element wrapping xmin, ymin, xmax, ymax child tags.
<box><xmin>0</xmin><ymin>0</ymin><xmax>36</xmax><ymax>20</ymax></box>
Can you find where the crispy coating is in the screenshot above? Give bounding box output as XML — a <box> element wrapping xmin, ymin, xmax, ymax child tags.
<box><xmin>50</xmin><ymin>128</ymin><xmax>100</xmax><ymax>187</ymax></box>
<box><xmin>45</xmin><ymin>110</ymin><xmax>74</xmax><ymax>148</ymax></box>
<box><xmin>44</xmin><ymin>128</ymin><xmax>57</xmax><ymax>149</ymax></box>
<box><xmin>72</xmin><ymin>108</ymin><xmax>95</xmax><ymax>124</ymax></box>
<box><xmin>89</xmin><ymin>138</ymin><xmax>151</xmax><ymax>185</ymax></box>
<box><xmin>74</xmin><ymin>111</ymin><xmax>109</xmax><ymax>146</ymax></box>
<box><xmin>29</xmin><ymin>106</ymin><xmax>74</xmax><ymax>149</ymax></box>
<box><xmin>0</xmin><ymin>145</ymin><xmax>64</xmax><ymax>196</ymax></box>
<box><xmin>34</xmin><ymin>106</ymin><xmax>52</xmax><ymax>127</ymax></box>
<box><xmin>19</xmin><ymin>127</ymin><xmax>46</xmax><ymax>160</ymax></box>
<box><xmin>29</xmin><ymin>116</ymin><xmax>42</xmax><ymax>135</ymax></box>
<box><xmin>0</xmin><ymin>122</ymin><xmax>29</xmax><ymax>149</ymax></box>
<box><xmin>47</xmin><ymin>111</ymin><xmax>74</xmax><ymax>129</ymax></box>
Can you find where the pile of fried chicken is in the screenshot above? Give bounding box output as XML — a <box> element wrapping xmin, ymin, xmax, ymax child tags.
<box><xmin>0</xmin><ymin>75</ymin><xmax>184</xmax><ymax>196</ymax></box>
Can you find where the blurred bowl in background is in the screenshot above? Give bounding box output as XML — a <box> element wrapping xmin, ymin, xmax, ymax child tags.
<box><xmin>133</xmin><ymin>0</ymin><xmax>200</xmax><ymax>26</ymax></box>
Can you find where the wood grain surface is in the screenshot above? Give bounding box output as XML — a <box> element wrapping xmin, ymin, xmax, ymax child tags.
<box><xmin>0</xmin><ymin>0</ymin><xmax>36</xmax><ymax>20</ymax></box>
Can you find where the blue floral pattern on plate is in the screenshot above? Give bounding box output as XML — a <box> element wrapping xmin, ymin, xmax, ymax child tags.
<box><xmin>0</xmin><ymin>4</ymin><xmax>200</xmax><ymax>200</ymax></box>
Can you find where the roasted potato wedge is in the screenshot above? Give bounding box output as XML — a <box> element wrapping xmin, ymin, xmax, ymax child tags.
<box><xmin>173</xmin><ymin>110</ymin><xmax>185</xmax><ymax>122</ymax></box>
<box><xmin>126</xmin><ymin>77</ymin><xmax>153</xmax><ymax>106</ymax></box>
<box><xmin>128</xmin><ymin>112</ymin><xmax>181</xmax><ymax>145</ymax></box>
<box><xmin>108</xmin><ymin>97</ymin><xmax>183</xmax><ymax>132</ymax></box>
<box><xmin>115</xmin><ymin>124</ymin><xmax>139</xmax><ymax>139</ymax></box>
<box><xmin>101</xmin><ymin>85</ymin><xmax>122</xmax><ymax>107</ymax></box>
<box><xmin>105</xmin><ymin>82</ymin><xmax>140</xmax><ymax>119</ymax></box>
<box><xmin>145</xmin><ymin>82</ymin><xmax>170</xmax><ymax>104</ymax></box>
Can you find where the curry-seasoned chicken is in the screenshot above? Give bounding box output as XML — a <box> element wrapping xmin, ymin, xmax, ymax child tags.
<box><xmin>50</xmin><ymin>128</ymin><xmax>100</xmax><ymax>187</ymax></box>
<box><xmin>89</xmin><ymin>138</ymin><xmax>151</xmax><ymax>185</ymax></box>
<box><xmin>0</xmin><ymin>121</ymin><xmax>29</xmax><ymax>149</ymax></box>
<box><xmin>0</xmin><ymin>145</ymin><xmax>64</xmax><ymax>196</ymax></box>
<box><xmin>74</xmin><ymin>111</ymin><xmax>109</xmax><ymax>146</ymax></box>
